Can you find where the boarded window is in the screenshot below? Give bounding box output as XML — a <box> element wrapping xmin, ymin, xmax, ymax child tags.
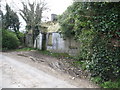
<box><xmin>48</xmin><ymin>33</ymin><xmax>52</xmax><ymax>46</ymax></box>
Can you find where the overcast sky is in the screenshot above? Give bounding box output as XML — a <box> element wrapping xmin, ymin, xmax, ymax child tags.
<box><xmin>1</xmin><ymin>0</ymin><xmax>73</xmax><ymax>31</ymax></box>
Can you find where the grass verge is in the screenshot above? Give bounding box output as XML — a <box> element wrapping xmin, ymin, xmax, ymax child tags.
<box><xmin>38</xmin><ymin>50</ymin><xmax>72</xmax><ymax>59</ymax></box>
<box><xmin>16</xmin><ymin>47</ymin><xmax>36</xmax><ymax>51</ymax></box>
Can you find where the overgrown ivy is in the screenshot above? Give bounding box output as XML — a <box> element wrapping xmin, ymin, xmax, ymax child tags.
<box><xmin>58</xmin><ymin>2</ymin><xmax>120</xmax><ymax>84</ymax></box>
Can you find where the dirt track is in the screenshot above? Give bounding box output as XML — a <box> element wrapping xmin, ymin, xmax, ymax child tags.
<box><xmin>0</xmin><ymin>51</ymin><xmax>98</xmax><ymax>88</ymax></box>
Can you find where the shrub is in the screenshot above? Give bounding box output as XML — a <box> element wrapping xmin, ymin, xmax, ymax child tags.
<box><xmin>2</xmin><ymin>30</ymin><xmax>20</xmax><ymax>50</ymax></box>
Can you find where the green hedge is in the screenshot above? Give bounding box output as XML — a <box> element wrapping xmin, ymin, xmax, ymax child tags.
<box><xmin>2</xmin><ymin>30</ymin><xmax>20</xmax><ymax>50</ymax></box>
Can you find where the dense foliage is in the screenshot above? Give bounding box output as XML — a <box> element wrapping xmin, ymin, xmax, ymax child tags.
<box><xmin>2</xmin><ymin>30</ymin><xmax>20</xmax><ymax>50</ymax></box>
<box><xmin>2</xmin><ymin>4</ymin><xmax>20</xmax><ymax>36</ymax></box>
<box><xmin>59</xmin><ymin>2</ymin><xmax>120</xmax><ymax>87</ymax></box>
<box><xmin>1</xmin><ymin>4</ymin><xmax>25</xmax><ymax>45</ymax></box>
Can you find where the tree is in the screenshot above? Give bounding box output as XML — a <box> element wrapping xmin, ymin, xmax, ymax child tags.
<box><xmin>2</xmin><ymin>4</ymin><xmax>20</xmax><ymax>39</ymax></box>
<box><xmin>19</xmin><ymin>0</ymin><xmax>48</xmax><ymax>49</ymax></box>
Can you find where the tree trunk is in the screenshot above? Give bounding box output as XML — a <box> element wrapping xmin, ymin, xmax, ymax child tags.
<box><xmin>41</xmin><ymin>33</ymin><xmax>47</xmax><ymax>51</ymax></box>
<box><xmin>32</xmin><ymin>31</ymin><xmax>35</xmax><ymax>47</ymax></box>
<box><xmin>36</xmin><ymin>37</ymin><xmax>38</xmax><ymax>49</ymax></box>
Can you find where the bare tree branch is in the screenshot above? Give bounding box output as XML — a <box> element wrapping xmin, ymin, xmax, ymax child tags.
<box><xmin>19</xmin><ymin>0</ymin><xmax>48</xmax><ymax>29</ymax></box>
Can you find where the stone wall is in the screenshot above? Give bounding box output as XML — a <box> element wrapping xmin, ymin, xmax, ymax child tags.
<box><xmin>25</xmin><ymin>34</ymin><xmax>33</xmax><ymax>47</ymax></box>
<box><xmin>34</xmin><ymin>32</ymin><xmax>80</xmax><ymax>56</ymax></box>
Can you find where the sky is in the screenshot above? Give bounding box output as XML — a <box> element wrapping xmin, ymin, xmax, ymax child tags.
<box><xmin>1</xmin><ymin>0</ymin><xmax>73</xmax><ymax>31</ymax></box>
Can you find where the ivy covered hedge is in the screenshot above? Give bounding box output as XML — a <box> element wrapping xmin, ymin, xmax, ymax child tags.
<box><xmin>90</xmin><ymin>35</ymin><xmax>120</xmax><ymax>81</ymax></box>
<box><xmin>58</xmin><ymin>2</ymin><xmax>120</xmax><ymax>87</ymax></box>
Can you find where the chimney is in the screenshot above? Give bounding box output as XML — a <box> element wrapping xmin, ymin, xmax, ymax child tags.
<box><xmin>51</xmin><ymin>14</ymin><xmax>57</xmax><ymax>21</ymax></box>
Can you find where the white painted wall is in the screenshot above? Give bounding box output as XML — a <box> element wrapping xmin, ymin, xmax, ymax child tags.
<box><xmin>34</xmin><ymin>33</ymin><xmax>42</xmax><ymax>49</ymax></box>
<box><xmin>34</xmin><ymin>32</ymin><xmax>80</xmax><ymax>56</ymax></box>
<box><xmin>47</xmin><ymin>33</ymin><xmax>68</xmax><ymax>53</ymax></box>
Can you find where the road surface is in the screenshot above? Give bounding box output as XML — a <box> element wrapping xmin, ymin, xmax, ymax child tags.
<box><xmin>0</xmin><ymin>52</ymin><xmax>97</xmax><ymax>88</ymax></box>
